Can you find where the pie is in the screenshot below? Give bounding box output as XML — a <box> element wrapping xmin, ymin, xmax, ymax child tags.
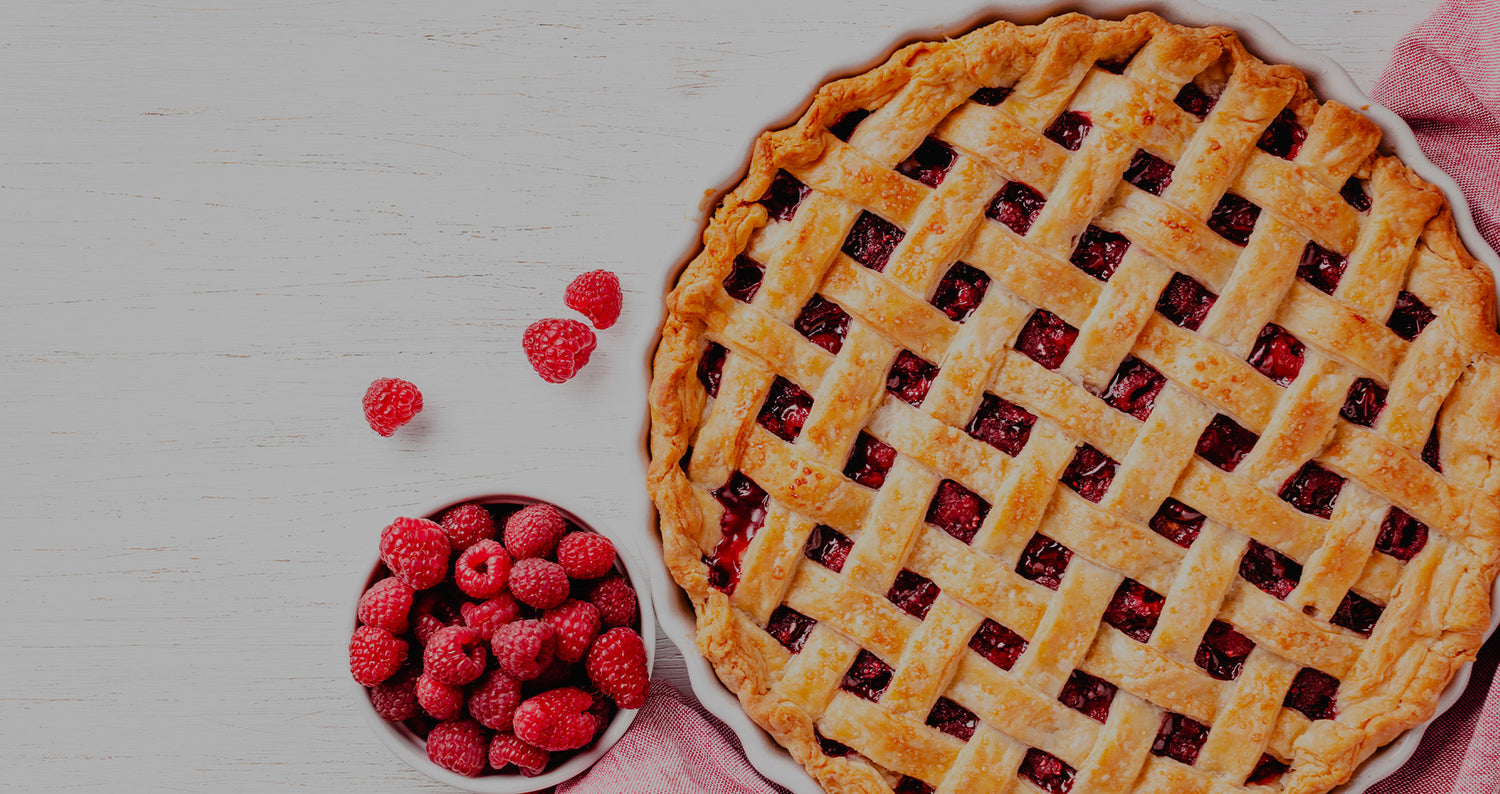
<box><xmin>646</xmin><ymin>12</ymin><xmax>1500</xmax><ymax>794</ymax></box>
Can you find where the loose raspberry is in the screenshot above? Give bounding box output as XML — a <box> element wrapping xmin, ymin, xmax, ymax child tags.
<box><xmin>490</xmin><ymin>732</ymin><xmax>550</xmax><ymax>776</ymax></box>
<box><xmin>357</xmin><ymin>576</ymin><xmax>415</xmax><ymax>634</ymax></box>
<box><xmin>454</xmin><ymin>539</ymin><xmax>512</xmax><ymax>600</ymax></box>
<box><xmin>503</xmin><ymin>503</ymin><xmax>568</xmax><ymax>560</ymax></box>
<box><xmin>585</xmin><ymin>576</ymin><xmax>640</xmax><ymax>628</ymax></box>
<box><xmin>513</xmin><ymin>688</ymin><xmax>598</xmax><ymax>752</ymax></box>
<box><xmin>467</xmin><ymin>669</ymin><xmax>523</xmax><ymax>732</ymax></box>
<box><xmin>416</xmin><ymin>673</ymin><xmax>465</xmax><ymax>721</ymax></box>
<box><xmin>523</xmin><ymin>318</ymin><xmax>597</xmax><ymax>383</ymax></box>
<box><xmin>426</xmin><ymin>719</ymin><xmax>489</xmax><ymax>777</ymax></box>
<box><xmin>369</xmin><ymin>667</ymin><xmax>420</xmax><ymax>721</ymax></box>
<box><xmin>509</xmin><ymin>558</ymin><xmax>570</xmax><ymax>610</ymax></box>
<box><xmin>350</xmin><ymin>625</ymin><xmax>408</xmax><ymax>686</ymax></box>
<box><xmin>586</xmin><ymin>627</ymin><xmax>650</xmax><ymax>709</ymax></box>
<box><xmin>556</xmin><ymin>531</ymin><xmax>616</xmax><ymax>580</ymax></box>
<box><xmin>411</xmin><ymin>591</ymin><xmax>461</xmax><ymax>647</ymax></box>
<box><xmin>379</xmin><ymin>517</ymin><xmax>450</xmax><ymax>591</ymax></box>
<box><xmin>490</xmin><ymin>619</ymin><xmax>557</xmax><ymax>681</ymax></box>
<box><xmin>423</xmin><ymin>625</ymin><xmax>488</xmax><ymax>685</ymax></box>
<box><xmin>564</xmin><ymin>269</ymin><xmax>624</xmax><ymax>330</ymax></box>
<box><xmin>438</xmin><ymin>503</ymin><xmax>497</xmax><ymax>551</ymax></box>
<box><xmin>460</xmin><ymin>594</ymin><xmax>521</xmax><ymax>641</ymax></box>
<box><xmin>363</xmin><ymin>377</ymin><xmax>423</xmax><ymax>437</ymax></box>
<box><xmin>544</xmin><ymin>599</ymin><xmax>602</xmax><ymax>664</ymax></box>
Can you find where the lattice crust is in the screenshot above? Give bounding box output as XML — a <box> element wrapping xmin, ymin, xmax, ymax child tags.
<box><xmin>647</xmin><ymin>13</ymin><xmax>1500</xmax><ymax>794</ymax></box>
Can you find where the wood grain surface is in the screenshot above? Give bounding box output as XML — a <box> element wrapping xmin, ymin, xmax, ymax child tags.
<box><xmin>1</xmin><ymin>0</ymin><xmax>1436</xmax><ymax>789</ymax></box>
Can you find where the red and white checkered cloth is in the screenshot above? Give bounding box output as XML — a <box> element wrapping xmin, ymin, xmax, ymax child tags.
<box><xmin>564</xmin><ymin>4</ymin><xmax>1500</xmax><ymax>793</ymax></box>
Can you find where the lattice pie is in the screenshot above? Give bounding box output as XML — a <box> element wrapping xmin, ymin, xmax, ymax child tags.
<box><xmin>647</xmin><ymin>13</ymin><xmax>1500</xmax><ymax>794</ymax></box>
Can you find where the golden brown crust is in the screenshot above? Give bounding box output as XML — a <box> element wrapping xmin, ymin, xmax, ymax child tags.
<box><xmin>647</xmin><ymin>11</ymin><xmax>1500</xmax><ymax>794</ymax></box>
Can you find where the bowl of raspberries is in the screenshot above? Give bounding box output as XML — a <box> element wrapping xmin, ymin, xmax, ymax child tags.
<box><xmin>348</xmin><ymin>495</ymin><xmax>654</xmax><ymax>791</ymax></box>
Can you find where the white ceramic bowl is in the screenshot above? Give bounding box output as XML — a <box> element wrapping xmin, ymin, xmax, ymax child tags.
<box><xmin>351</xmin><ymin>493</ymin><xmax>657</xmax><ymax>793</ymax></box>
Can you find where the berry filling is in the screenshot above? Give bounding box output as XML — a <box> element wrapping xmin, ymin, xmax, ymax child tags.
<box><xmin>766</xmin><ymin>605</ymin><xmax>817</xmax><ymax>652</ymax></box>
<box><xmin>1058</xmin><ymin>670</ymin><xmax>1117</xmax><ymax>723</ymax></box>
<box><xmin>1102</xmin><ymin>356</ymin><xmax>1167</xmax><ymax>420</ymax></box>
<box><xmin>1017</xmin><ymin>534</ymin><xmax>1073</xmax><ymax>590</ymax></box>
<box><xmin>969</xmin><ymin>618</ymin><xmax>1028</xmax><ymax>671</ymax></box>
<box><xmin>1015</xmin><ymin>309</ymin><xmax>1079</xmax><ymax>371</ymax></box>
<box><xmin>1150</xmin><ymin>498</ymin><xmax>1206</xmax><ymax>547</ymax></box>
<box><xmin>1207</xmin><ymin>193</ymin><xmax>1261</xmax><ymax>246</ymax></box>
<box><xmin>987</xmin><ymin>181</ymin><xmax>1047</xmax><ymax>236</ymax></box>
<box><xmin>795</xmin><ymin>295</ymin><xmax>851</xmax><ymax>354</ymax></box>
<box><xmin>840</xmin><ymin>649</ymin><xmax>893</xmax><ymax>702</ymax></box>
<box><xmin>1174</xmin><ymin>82</ymin><xmax>1217</xmax><ymax>119</ymax></box>
<box><xmin>723</xmin><ymin>254</ymin><xmax>766</xmax><ymax>302</ymax></box>
<box><xmin>1020</xmin><ymin>748</ymin><xmax>1077</xmax><ymax>794</ymax></box>
<box><xmin>842</xmin><ymin>211</ymin><xmax>905</xmax><ymax>272</ymax></box>
<box><xmin>1195</xmin><ymin>620</ymin><xmax>1256</xmax><ymax>681</ymax></box>
<box><xmin>760</xmin><ymin>169</ymin><xmax>811</xmax><ymax>222</ymax></box>
<box><xmin>1247</xmin><ymin>754</ymin><xmax>1289</xmax><ymax>787</ymax></box>
<box><xmin>843</xmin><ymin>432</ymin><xmax>898</xmax><ymax>489</ymax></box>
<box><xmin>895</xmin><ymin>777</ymin><xmax>934</xmax><ymax>794</ymax></box>
<box><xmin>1388</xmin><ymin>290</ymin><xmax>1436</xmax><ymax>340</ymax></box>
<box><xmin>1341</xmin><ymin>177</ymin><xmax>1372</xmax><ymax>212</ymax></box>
<box><xmin>1331</xmin><ymin>590</ymin><xmax>1384</xmax><ymax>637</ymax></box>
<box><xmin>970</xmin><ymin>86</ymin><xmax>1013</xmax><ymax>106</ymax></box>
<box><xmin>1340</xmin><ymin>378</ymin><xmax>1388</xmax><ymax>427</ymax></box>
<box><xmin>804</xmin><ymin>524</ymin><xmax>854</xmax><ymax>572</ymax></box>
<box><xmin>829</xmin><ymin>109</ymin><xmax>871</xmax><ymax>142</ymax></box>
<box><xmin>1239</xmin><ymin>541</ymin><xmax>1302</xmax><ymax>599</ymax></box>
<box><xmin>896</xmin><ymin>137</ymin><xmax>958</xmax><ymax>188</ymax></box>
<box><xmin>966</xmin><ymin>393</ymin><xmax>1036</xmax><ymax>456</ymax></box>
<box><xmin>705</xmin><ymin>473</ymin><xmax>769</xmax><ymax>593</ymax></box>
<box><xmin>926</xmin><ymin>697</ymin><xmax>979</xmax><ymax>741</ymax></box>
<box><xmin>1376</xmin><ymin>508</ymin><xmax>1429</xmax><ymax>561</ymax></box>
<box><xmin>817</xmin><ymin>731</ymin><xmax>854</xmax><ymax>757</ymax></box>
<box><xmin>1195</xmin><ymin>414</ymin><xmax>1259</xmax><ymax>472</ymax></box>
<box><xmin>1060</xmin><ymin>444</ymin><xmax>1117</xmax><ymax>503</ymax></box>
<box><xmin>1103</xmin><ymin>579</ymin><xmax>1165</xmax><ymax>642</ymax></box>
<box><xmin>697</xmin><ymin>342</ymin><xmax>727</xmax><ymax>398</ymax></box>
<box><xmin>1278</xmin><ymin>462</ymin><xmax>1346</xmax><ymax>519</ymax></box>
<box><xmin>926</xmin><ymin>479</ymin><xmax>991</xmax><ymax>544</ymax></box>
<box><xmin>1156</xmin><ymin>273</ymin><xmax>1217</xmax><ymax>331</ymax></box>
<box><xmin>756</xmin><ymin>376</ymin><xmax>813</xmax><ymax>443</ymax></box>
<box><xmin>1045</xmin><ymin>110</ymin><xmax>1093</xmax><ymax>151</ymax></box>
<box><xmin>1297</xmin><ymin>241</ymin><xmax>1347</xmax><ymax>295</ymax></box>
<box><xmin>1423</xmin><ymin>423</ymin><xmax>1443</xmax><ymax>473</ymax></box>
<box><xmin>1284</xmin><ymin>667</ymin><xmax>1339</xmax><ymax>721</ymax></box>
<box><xmin>1257</xmin><ymin>109</ymin><xmax>1307</xmax><ymax>160</ymax></box>
<box><xmin>930</xmin><ymin>262</ymin><xmax>991</xmax><ymax>322</ymax></box>
<box><xmin>886</xmin><ymin>350</ymin><xmax>939</xmax><ymax>407</ymax></box>
<box><xmin>887</xmin><ymin>569</ymin><xmax>941</xmax><ymax>619</ymax></box>
<box><xmin>1123</xmin><ymin>150</ymin><xmax>1174</xmax><ymax>195</ymax></box>
<box><xmin>1153</xmin><ymin>712</ymin><xmax>1210</xmax><ymax>765</ymax></box>
<box><xmin>1248</xmin><ymin>324</ymin><xmax>1305</xmax><ymax>386</ymax></box>
<box><xmin>1069</xmin><ymin>225</ymin><xmax>1131</xmax><ymax>281</ymax></box>
<box><xmin>1097</xmin><ymin>56</ymin><xmax>1131</xmax><ymax>74</ymax></box>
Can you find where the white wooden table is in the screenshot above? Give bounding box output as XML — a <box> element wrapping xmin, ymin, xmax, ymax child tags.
<box><xmin>1</xmin><ymin>1</ymin><xmax>1437</xmax><ymax>789</ymax></box>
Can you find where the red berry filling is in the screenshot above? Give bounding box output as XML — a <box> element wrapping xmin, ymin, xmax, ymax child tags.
<box><xmin>843</xmin><ymin>432</ymin><xmax>897</xmax><ymax>489</ymax></box>
<box><xmin>759</xmin><ymin>169</ymin><xmax>811</xmax><ymax>222</ymax></box>
<box><xmin>1195</xmin><ymin>620</ymin><xmax>1255</xmax><ymax>681</ymax></box>
<box><xmin>1376</xmin><ymin>508</ymin><xmax>1429</xmax><ymax>561</ymax></box>
<box><xmin>723</xmin><ymin>254</ymin><xmax>765</xmax><ymax>302</ymax></box>
<box><xmin>1015</xmin><ymin>309</ymin><xmax>1079</xmax><ymax>370</ymax></box>
<box><xmin>969</xmin><ymin>618</ymin><xmax>1028</xmax><ymax>671</ymax></box>
<box><xmin>1045</xmin><ymin>110</ymin><xmax>1093</xmax><ymax>151</ymax></box>
<box><xmin>1297</xmin><ymin>241</ymin><xmax>1347</xmax><ymax>295</ymax></box>
<box><xmin>1257</xmin><ymin>109</ymin><xmax>1306</xmax><ymax>160</ymax></box>
<box><xmin>1388</xmin><ymin>290</ymin><xmax>1436</xmax><ymax>341</ymax></box>
<box><xmin>926</xmin><ymin>479</ymin><xmax>991</xmax><ymax>544</ymax></box>
<box><xmin>1340</xmin><ymin>378</ymin><xmax>1388</xmax><ymax>427</ymax></box>
<box><xmin>895</xmin><ymin>777</ymin><xmax>934</xmax><ymax>794</ymax></box>
<box><xmin>1150</xmin><ymin>498</ymin><xmax>1206</xmax><ymax>547</ymax></box>
<box><xmin>1195</xmin><ymin>414</ymin><xmax>1259</xmax><ymax>472</ymax></box>
<box><xmin>1423</xmin><ymin>423</ymin><xmax>1443</xmax><ymax>473</ymax></box>
<box><xmin>1017</xmin><ymin>534</ymin><xmax>1072</xmax><ymax>590</ymax></box>
<box><xmin>698</xmin><ymin>342</ymin><xmax>727</xmax><ymax>397</ymax></box>
<box><xmin>1058</xmin><ymin>670</ymin><xmax>1117</xmax><ymax>723</ymax></box>
<box><xmin>1174</xmin><ymin>82</ymin><xmax>1217</xmax><ymax>119</ymax></box>
<box><xmin>766</xmin><ymin>605</ymin><xmax>817</xmax><ymax>652</ymax></box>
<box><xmin>1153</xmin><ymin>712</ymin><xmax>1210</xmax><ymax>765</ymax></box>
<box><xmin>829</xmin><ymin>109</ymin><xmax>871</xmax><ymax>142</ymax></box>
<box><xmin>1207</xmin><ymin>193</ymin><xmax>1261</xmax><ymax>246</ymax></box>
<box><xmin>842</xmin><ymin>211</ymin><xmax>905</xmax><ymax>272</ymax></box>
<box><xmin>1020</xmin><ymin>748</ymin><xmax>1077</xmax><ymax>794</ymax></box>
<box><xmin>1341</xmin><ymin>177</ymin><xmax>1372</xmax><ymax>212</ymax></box>
<box><xmin>1284</xmin><ymin>667</ymin><xmax>1339</xmax><ymax>721</ymax></box>
<box><xmin>840</xmin><ymin>649</ymin><xmax>893</xmax><ymax>702</ymax></box>
<box><xmin>926</xmin><ymin>697</ymin><xmax>979</xmax><ymax>741</ymax></box>
<box><xmin>1331</xmin><ymin>590</ymin><xmax>1384</xmax><ymax>637</ymax></box>
<box><xmin>887</xmin><ymin>569</ymin><xmax>940</xmax><ymax>619</ymax></box>
<box><xmin>1123</xmin><ymin>150</ymin><xmax>1174</xmax><ymax>196</ymax></box>
<box><xmin>987</xmin><ymin>181</ymin><xmax>1047</xmax><ymax>235</ymax></box>
<box><xmin>1239</xmin><ymin>541</ymin><xmax>1302</xmax><ymax>599</ymax></box>
<box><xmin>756</xmin><ymin>376</ymin><xmax>813</xmax><ymax>443</ymax></box>
<box><xmin>803</xmin><ymin>524</ymin><xmax>853</xmax><ymax>572</ymax></box>
<box><xmin>1060</xmin><ymin>444</ymin><xmax>1117</xmax><ymax>503</ymax></box>
<box><xmin>896</xmin><ymin>137</ymin><xmax>958</xmax><ymax>188</ymax></box>
<box><xmin>1248</xmin><ymin>324</ymin><xmax>1305</xmax><ymax>386</ymax></box>
<box><xmin>970</xmin><ymin>86</ymin><xmax>1013</xmax><ymax>106</ymax></box>
<box><xmin>1278</xmin><ymin>462</ymin><xmax>1345</xmax><ymax>519</ymax></box>
<box><xmin>1097</xmin><ymin>56</ymin><xmax>1131</xmax><ymax>74</ymax></box>
<box><xmin>965</xmin><ymin>393</ymin><xmax>1036</xmax><ymax>456</ymax></box>
<box><xmin>1247</xmin><ymin>754</ymin><xmax>1289</xmax><ymax>787</ymax></box>
<box><xmin>817</xmin><ymin>731</ymin><xmax>854</xmax><ymax>757</ymax></box>
<box><xmin>1156</xmin><ymin>273</ymin><xmax>1217</xmax><ymax>331</ymax></box>
<box><xmin>1103</xmin><ymin>579</ymin><xmax>1165</xmax><ymax>642</ymax></box>
<box><xmin>886</xmin><ymin>350</ymin><xmax>939</xmax><ymax>406</ymax></box>
<box><xmin>1069</xmin><ymin>225</ymin><xmax>1131</xmax><ymax>281</ymax></box>
<box><xmin>705</xmin><ymin>473</ymin><xmax>769</xmax><ymax>593</ymax></box>
<box><xmin>795</xmin><ymin>295</ymin><xmax>851</xmax><ymax>354</ymax></box>
<box><xmin>1102</xmin><ymin>357</ymin><xmax>1167</xmax><ymax>420</ymax></box>
<box><xmin>930</xmin><ymin>262</ymin><xmax>991</xmax><ymax>322</ymax></box>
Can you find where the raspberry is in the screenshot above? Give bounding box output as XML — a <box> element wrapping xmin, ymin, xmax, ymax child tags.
<box><xmin>349</xmin><ymin>625</ymin><xmax>408</xmax><ymax>686</ymax></box>
<box><xmin>556</xmin><ymin>531</ymin><xmax>616</xmax><ymax>580</ymax></box>
<box><xmin>379</xmin><ymin>517</ymin><xmax>450</xmax><ymax>591</ymax></box>
<box><xmin>490</xmin><ymin>732</ymin><xmax>550</xmax><ymax>776</ymax></box>
<box><xmin>357</xmin><ymin>576</ymin><xmax>414</xmax><ymax>634</ymax></box>
<box><xmin>564</xmin><ymin>269</ymin><xmax>624</xmax><ymax>330</ymax></box>
<box><xmin>454</xmin><ymin>539</ymin><xmax>512</xmax><ymax>600</ymax></box>
<box><xmin>467</xmin><ymin>668</ymin><xmax>523</xmax><ymax>731</ymax></box>
<box><xmin>503</xmin><ymin>503</ymin><xmax>568</xmax><ymax>559</ymax></box>
<box><xmin>369</xmin><ymin>667</ymin><xmax>420</xmax><ymax>721</ymax></box>
<box><xmin>423</xmin><ymin>625</ymin><xmax>488</xmax><ymax>685</ymax></box>
<box><xmin>509</xmin><ymin>558</ymin><xmax>570</xmax><ymax>610</ymax></box>
<box><xmin>363</xmin><ymin>377</ymin><xmax>423</xmax><ymax>437</ymax></box>
<box><xmin>416</xmin><ymin>673</ymin><xmax>465</xmax><ymax>721</ymax></box>
<box><xmin>586</xmin><ymin>627</ymin><xmax>650</xmax><ymax>709</ymax></box>
<box><xmin>426</xmin><ymin>719</ymin><xmax>489</xmax><ymax>777</ymax></box>
<box><xmin>544</xmin><ymin>599</ymin><xmax>602</xmax><ymax>664</ymax></box>
<box><xmin>523</xmin><ymin>318</ymin><xmax>597</xmax><ymax>383</ymax></box>
<box><xmin>512</xmin><ymin>687</ymin><xmax>599</xmax><ymax>752</ymax></box>
<box><xmin>411</xmin><ymin>591</ymin><xmax>461</xmax><ymax>646</ymax></box>
<box><xmin>461</xmin><ymin>594</ymin><xmax>520</xmax><ymax>641</ymax></box>
<box><xmin>438</xmin><ymin>503</ymin><xmax>497</xmax><ymax>551</ymax></box>
<box><xmin>585</xmin><ymin>576</ymin><xmax>640</xmax><ymax>628</ymax></box>
<box><xmin>491</xmin><ymin>619</ymin><xmax>557</xmax><ymax>681</ymax></box>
